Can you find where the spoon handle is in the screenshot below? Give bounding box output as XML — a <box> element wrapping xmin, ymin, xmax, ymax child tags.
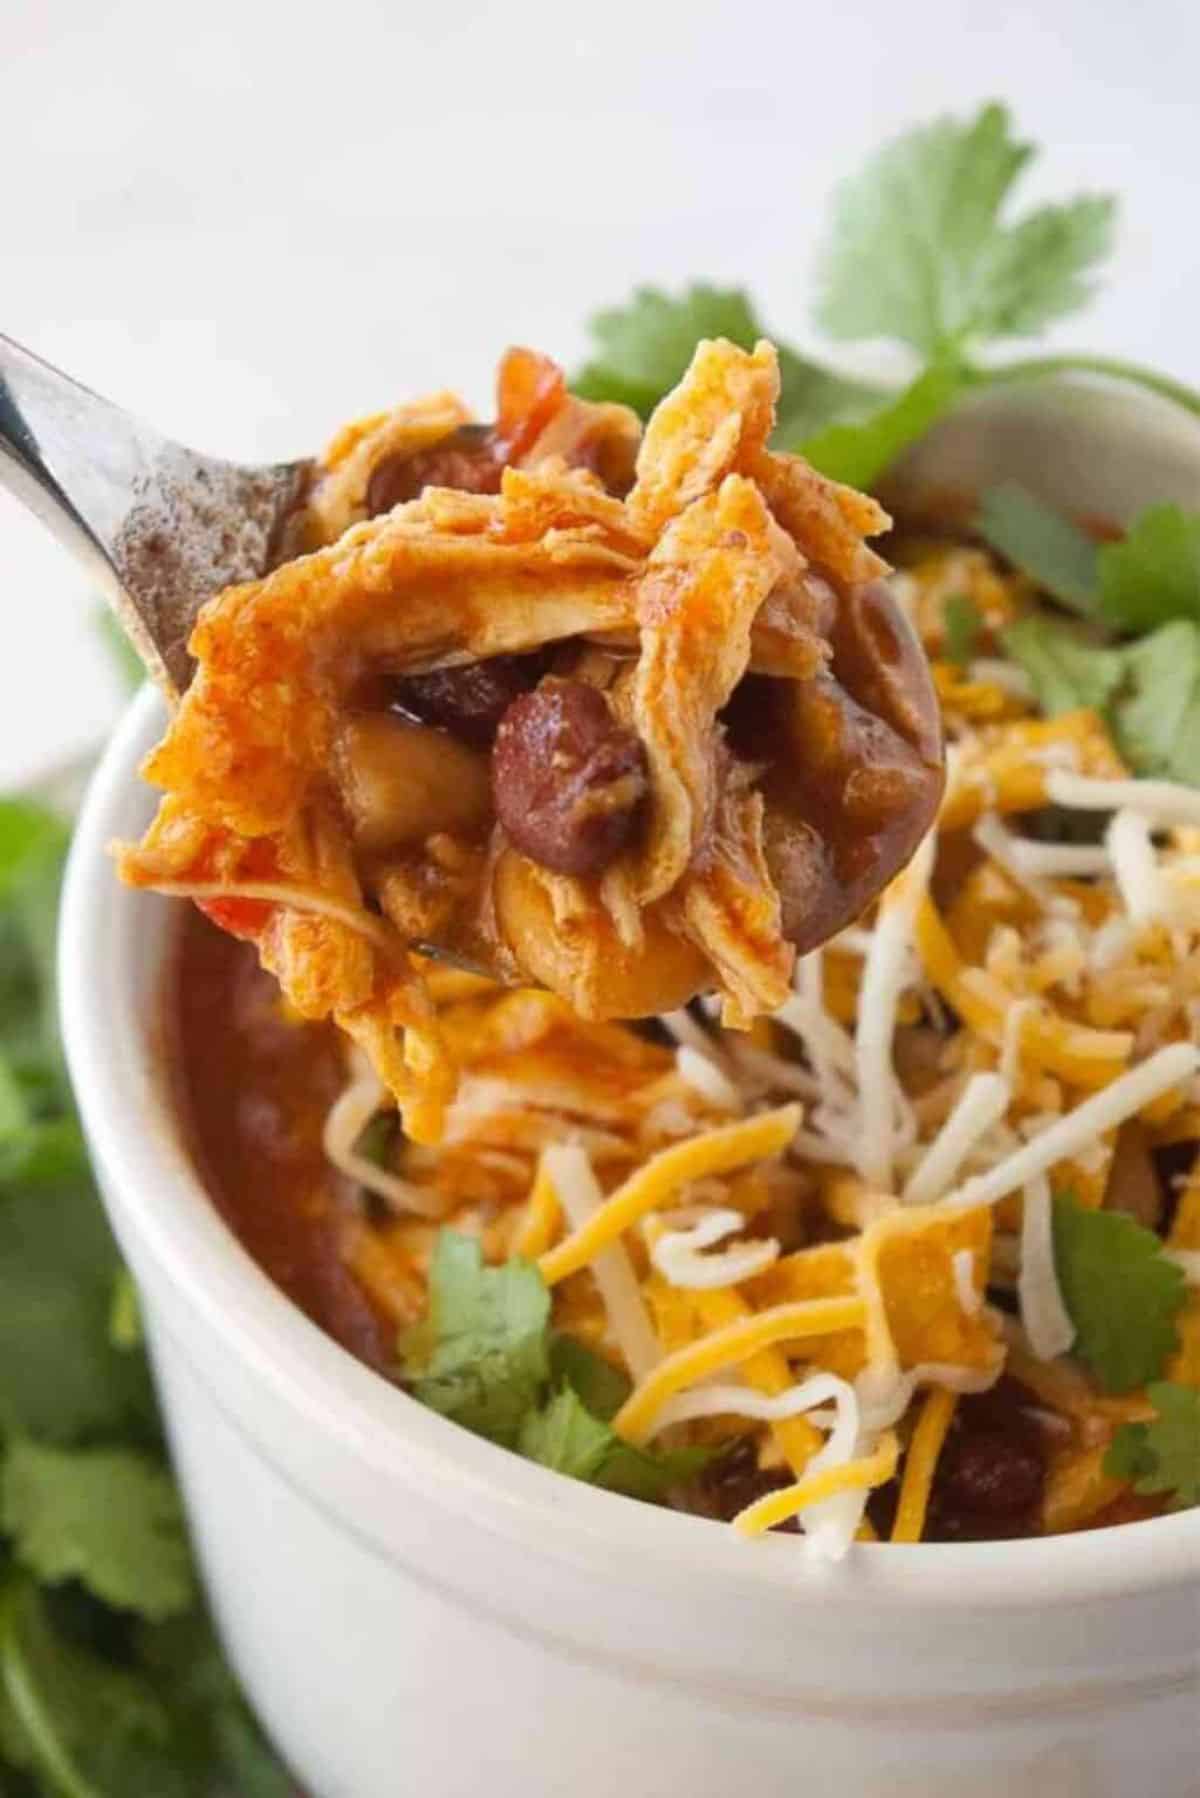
<box><xmin>0</xmin><ymin>332</ymin><xmax>144</xmax><ymax>605</ymax></box>
<box><xmin>0</xmin><ymin>333</ymin><xmax>307</xmax><ymax>695</ymax></box>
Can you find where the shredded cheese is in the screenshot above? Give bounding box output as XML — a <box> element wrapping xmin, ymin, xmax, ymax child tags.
<box><xmin>973</xmin><ymin>813</ymin><xmax>1052</xmax><ymax>907</ymax></box>
<box><xmin>901</xmin><ymin>1073</ymin><xmax>1012</xmax><ymax>1205</ymax></box>
<box><xmin>650</xmin><ymin>1371</ymin><xmax>855</xmax><ymax>1436</ymax></box>
<box><xmin>855</xmin><ymin>836</ymin><xmax>935</xmax><ymax>1188</ymax></box>
<box><xmin>650</xmin><ymin>1210</ymin><xmax>779</xmax><ymax>1290</ymax></box>
<box><xmin>1108</xmin><ymin>809</ymin><xmax>1165</xmax><ymax>924</ymax></box>
<box><xmin>914</xmin><ymin>896</ymin><xmax>1133</xmax><ymax>1087</ymax></box>
<box><xmin>1017</xmin><ymin>1174</ymin><xmax>1076</xmax><ymax>1361</ymax></box>
<box><xmin>612</xmin><ymin>1296</ymin><xmax>867</xmax><ymax>1445</ymax></box>
<box><xmin>690</xmin><ymin>1288</ymin><xmax>823</xmax><ymax>1475</ymax></box>
<box><xmin>732</xmin><ymin>1432</ymin><xmax>900</xmax><ymax>1537</ymax></box>
<box><xmin>1045</xmin><ymin>770</ymin><xmax>1200</xmax><ymax>829</ymax></box>
<box><xmin>539</xmin><ymin>1105</ymin><xmax>800</xmax><ymax>1286</ymax></box>
<box><xmin>890</xmin><ymin>1388</ymin><xmax>957</xmax><ymax>1542</ymax></box>
<box><xmin>674</xmin><ymin>1045</ymin><xmax>744</xmax><ymax>1111</ymax></box>
<box><xmin>947</xmin><ymin>1042</ymin><xmax>1200</xmax><ymax>1213</ymax></box>
<box><xmin>952</xmin><ymin>1249</ymin><xmax>981</xmax><ymax>1318</ymax></box>
<box><xmin>542</xmin><ymin>1144</ymin><xmax>660</xmax><ymax>1382</ymax></box>
<box><xmin>511</xmin><ymin>1155</ymin><xmax>563</xmax><ymax>1259</ymax></box>
<box><xmin>322</xmin><ymin>1070</ymin><xmax>442</xmax><ymax>1218</ymax></box>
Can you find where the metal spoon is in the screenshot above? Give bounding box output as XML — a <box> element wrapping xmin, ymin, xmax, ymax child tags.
<box><xmin>0</xmin><ymin>332</ymin><xmax>309</xmax><ymax>696</ymax></box>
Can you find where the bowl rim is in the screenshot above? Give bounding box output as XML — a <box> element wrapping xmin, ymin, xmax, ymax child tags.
<box><xmin>60</xmin><ymin>398</ymin><xmax>1200</xmax><ymax>1620</ymax></box>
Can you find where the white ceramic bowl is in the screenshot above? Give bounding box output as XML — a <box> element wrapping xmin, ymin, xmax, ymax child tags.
<box><xmin>61</xmin><ymin>382</ymin><xmax>1200</xmax><ymax>1798</ymax></box>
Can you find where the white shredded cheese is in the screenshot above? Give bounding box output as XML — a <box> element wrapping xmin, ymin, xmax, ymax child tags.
<box><xmin>322</xmin><ymin>1071</ymin><xmax>442</xmax><ymax>1218</ymax></box>
<box><xmin>1045</xmin><ymin>771</ymin><xmax>1200</xmax><ymax>830</ymax></box>
<box><xmin>651</xmin><ymin>1371</ymin><xmax>855</xmax><ymax>1436</ymax></box>
<box><xmin>1017</xmin><ymin>1174</ymin><xmax>1076</xmax><ymax>1361</ymax></box>
<box><xmin>777</xmin><ymin>950</ymin><xmax>858</xmax><ymax>1081</ymax></box>
<box><xmin>674</xmin><ymin>1045</ymin><xmax>744</xmax><ymax>1112</ymax></box>
<box><xmin>542</xmin><ymin>1144</ymin><xmax>660</xmax><ymax>1381</ymax></box>
<box><xmin>901</xmin><ymin>1072</ymin><xmax>1012</xmax><ymax>1205</ymax></box>
<box><xmin>855</xmin><ymin>834</ymin><xmax>936</xmax><ymax>1189</ymax></box>
<box><xmin>725</xmin><ymin>1041</ymin><xmax>819</xmax><ymax>1099</ymax></box>
<box><xmin>650</xmin><ymin>1209</ymin><xmax>780</xmax><ymax>1290</ymax></box>
<box><xmin>1000</xmin><ymin>999</ymin><xmax>1039</xmax><ymax>1087</ymax></box>
<box><xmin>952</xmin><ymin>1248</ymin><xmax>981</xmax><ymax>1318</ymax></box>
<box><xmin>1107</xmin><ymin>809</ymin><xmax>1165</xmax><ymax>924</ymax></box>
<box><xmin>1003</xmin><ymin>838</ymin><xmax>1112</xmax><ymax>879</ymax></box>
<box><xmin>974</xmin><ymin>813</ymin><xmax>1052</xmax><ymax>906</ymax></box>
<box><xmin>947</xmin><ymin>1042</ymin><xmax>1200</xmax><ymax>1213</ymax></box>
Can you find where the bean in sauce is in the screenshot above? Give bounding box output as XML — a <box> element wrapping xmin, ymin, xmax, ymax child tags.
<box><xmin>492</xmin><ymin>678</ymin><xmax>647</xmax><ymax>877</ymax></box>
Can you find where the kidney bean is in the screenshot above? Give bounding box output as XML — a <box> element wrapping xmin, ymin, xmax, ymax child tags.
<box><xmin>492</xmin><ymin>678</ymin><xmax>647</xmax><ymax>877</ymax></box>
<box><xmin>923</xmin><ymin>1379</ymin><xmax>1047</xmax><ymax>1541</ymax></box>
<box><xmin>365</xmin><ymin>424</ymin><xmax>503</xmax><ymax>516</ymax></box>
<box><xmin>698</xmin><ymin>1437</ymin><xmax>801</xmax><ymax>1532</ymax></box>
<box><xmin>392</xmin><ymin>655</ymin><xmax>542</xmax><ymax>747</ymax></box>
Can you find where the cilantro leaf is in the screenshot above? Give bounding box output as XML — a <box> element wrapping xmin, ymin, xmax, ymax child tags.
<box><xmin>398</xmin><ymin>1233</ymin><xmax>550</xmax><ymax>1446</ymax></box>
<box><xmin>574</xmin><ymin>284</ymin><xmax>762</xmax><ymax>413</ymax></box>
<box><xmin>0</xmin><ymin>1577</ymin><xmax>191</xmax><ymax>1798</ymax></box>
<box><xmin>0</xmin><ymin>803</ymin><xmax>72</xmax><ymax>1090</ymax></box>
<box><xmin>942</xmin><ymin>594</ymin><xmax>984</xmax><ymax>670</ymax></box>
<box><xmin>517</xmin><ymin>1387</ymin><xmax>613</xmax><ymax>1482</ymax></box>
<box><xmin>1002</xmin><ymin>614</ymin><xmax>1200</xmax><ymax>786</ymax></box>
<box><xmin>816</xmin><ymin>102</ymin><xmax>1114</xmax><ymax>359</ymax></box>
<box><xmin>401</xmin><ymin>1234</ymin><xmax>709</xmax><ymax>1502</ymax></box>
<box><xmin>547</xmin><ymin>1335</ymin><xmax>630</xmax><ymax>1422</ymax></box>
<box><xmin>978</xmin><ymin>483</ymin><xmax>1100</xmax><ymax>615</ymax></box>
<box><xmin>1112</xmin><ymin>620</ymin><xmax>1200</xmax><ymax>784</ymax></box>
<box><xmin>1105</xmin><ymin>1383</ymin><xmax>1200</xmax><ymax>1510</ymax></box>
<box><xmin>796</xmin><ymin>361</ymin><xmax>964</xmax><ymax>488</ymax></box>
<box><xmin>137</xmin><ymin>1613</ymin><xmax>293</xmax><ymax>1797</ymax></box>
<box><xmin>2</xmin><ymin>1441</ymin><xmax>195</xmax><ymax>1622</ymax></box>
<box><xmin>0</xmin><ymin>1175</ymin><xmax>156</xmax><ymax>1448</ymax></box>
<box><xmin>574</xmin><ymin>283</ymin><xmax>886</xmax><ymax>442</ymax></box>
<box><xmin>518</xmin><ymin>1388</ymin><xmax>708</xmax><ymax>1503</ymax></box>
<box><xmin>1052</xmin><ymin>1195</ymin><xmax>1187</xmax><ymax>1393</ymax></box>
<box><xmin>1097</xmin><ymin>503</ymin><xmax>1200</xmax><ymax>632</ymax></box>
<box><xmin>1001</xmin><ymin>616</ymin><xmax>1123</xmax><ymax>716</ymax></box>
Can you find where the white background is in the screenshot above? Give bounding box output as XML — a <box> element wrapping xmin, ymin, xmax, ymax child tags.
<box><xmin>3</xmin><ymin>0</ymin><xmax>1198</xmax><ymax>786</ymax></box>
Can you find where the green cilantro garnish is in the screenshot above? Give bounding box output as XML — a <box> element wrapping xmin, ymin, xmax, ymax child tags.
<box><xmin>984</xmin><ymin>482</ymin><xmax>1200</xmax><ymax>785</ymax></box>
<box><xmin>1105</xmin><ymin>1383</ymin><xmax>1200</xmax><ymax>1511</ymax></box>
<box><xmin>1097</xmin><ymin>504</ymin><xmax>1200</xmax><ymax>632</ymax></box>
<box><xmin>814</xmin><ymin>102</ymin><xmax>1114</xmax><ymax>360</ymax></box>
<box><xmin>1000</xmin><ymin>616</ymin><xmax>1124</xmax><ymax>718</ymax></box>
<box><xmin>401</xmin><ymin>1231</ymin><xmax>709</xmax><ymax>1497</ymax></box>
<box><xmin>0</xmin><ymin>800</ymin><xmax>290</xmax><ymax>1794</ymax></box>
<box><xmin>1110</xmin><ymin>621</ymin><xmax>1200</xmax><ymax>782</ymax></box>
<box><xmin>574</xmin><ymin>283</ymin><xmax>886</xmax><ymax>452</ymax></box>
<box><xmin>518</xmin><ymin>1388</ymin><xmax>707</xmax><ymax>1502</ymax></box>
<box><xmin>1</xmin><ymin>1442</ymin><xmax>195</xmax><ymax>1624</ymax></box>
<box><xmin>398</xmin><ymin>1232</ymin><xmax>551</xmax><ymax>1446</ymax></box>
<box><xmin>575</xmin><ymin>103</ymin><xmax>1200</xmax><ymax>492</ymax></box>
<box><xmin>978</xmin><ymin>483</ymin><xmax>1100</xmax><ymax>615</ymax></box>
<box><xmin>1052</xmin><ymin>1196</ymin><xmax>1187</xmax><ymax>1394</ymax></box>
<box><xmin>942</xmin><ymin>594</ymin><xmax>985</xmax><ymax>670</ymax></box>
<box><xmin>1002</xmin><ymin>602</ymin><xmax>1200</xmax><ymax>789</ymax></box>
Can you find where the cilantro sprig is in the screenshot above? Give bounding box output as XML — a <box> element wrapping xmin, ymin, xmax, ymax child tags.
<box><xmin>577</xmin><ymin>103</ymin><xmax>1200</xmax><ymax>493</ymax></box>
<box><xmin>978</xmin><ymin>483</ymin><xmax>1200</xmax><ymax>785</ymax></box>
<box><xmin>1052</xmin><ymin>1196</ymin><xmax>1187</xmax><ymax>1395</ymax></box>
<box><xmin>1105</xmin><ymin>1384</ymin><xmax>1200</xmax><ymax>1510</ymax></box>
<box><xmin>400</xmin><ymin>1232</ymin><xmax>707</xmax><ymax>1502</ymax></box>
<box><xmin>0</xmin><ymin>800</ymin><xmax>290</xmax><ymax>1795</ymax></box>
